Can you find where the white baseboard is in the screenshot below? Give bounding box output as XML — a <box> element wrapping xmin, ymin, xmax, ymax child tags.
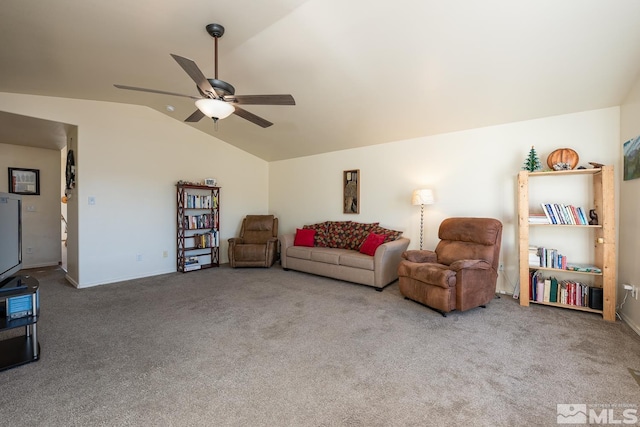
<box><xmin>618</xmin><ymin>310</ymin><xmax>640</xmax><ymax>337</ymax></box>
<box><xmin>65</xmin><ymin>273</ymin><xmax>80</xmax><ymax>288</ymax></box>
<box><xmin>23</xmin><ymin>262</ymin><xmax>60</xmax><ymax>269</ymax></box>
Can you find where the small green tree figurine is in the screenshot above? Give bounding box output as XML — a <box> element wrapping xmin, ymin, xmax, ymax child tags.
<box><xmin>522</xmin><ymin>145</ymin><xmax>542</xmax><ymax>171</ymax></box>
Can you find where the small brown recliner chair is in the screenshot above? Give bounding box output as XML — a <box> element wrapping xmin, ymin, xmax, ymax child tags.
<box><xmin>397</xmin><ymin>217</ymin><xmax>503</xmax><ymax>316</ymax></box>
<box><xmin>228</xmin><ymin>215</ymin><xmax>278</xmax><ymax>268</ymax></box>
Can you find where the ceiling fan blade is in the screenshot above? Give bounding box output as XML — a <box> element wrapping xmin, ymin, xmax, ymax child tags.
<box><xmin>170</xmin><ymin>54</ymin><xmax>218</xmax><ymax>99</ymax></box>
<box><xmin>224</xmin><ymin>94</ymin><xmax>295</xmax><ymax>105</ymax></box>
<box><xmin>185</xmin><ymin>109</ymin><xmax>205</xmax><ymax>123</ymax></box>
<box><xmin>114</xmin><ymin>84</ymin><xmax>200</xmax><ymax>100</ymax></box>
<box><xmin>233</xmin><ymin>107</ymin><xmax>273</xmax><ymax>128</ymax></box>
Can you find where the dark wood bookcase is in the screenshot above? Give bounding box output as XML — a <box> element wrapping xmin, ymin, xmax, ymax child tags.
<box><xmin>176</xmin><ymin>183</ymin><xmax>220</xmax><ymax>273</ymax></box>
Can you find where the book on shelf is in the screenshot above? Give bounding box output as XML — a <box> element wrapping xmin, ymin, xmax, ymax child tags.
<box><xmin>530</xmin><ymin>270</ymin><xmax>593</xmax><ymax>308</ymax></box>
<box><xmin>531</xmin><ymin>245</ymin><xmax>567</xmax><ymax>269</ymax></box>
<box><xmin>528</xmin><ymin>213</ymin><xmax>550</xmax><ymax>224</ymax></box>
<box><xmin>536</xmin><ymin>279</ymin><xmax>544</xmax><ymax>302</ymax></box>
<box><xmin>184</xmin><ymin>193</ymin><xmax>214</xmax><ymax>209</ymax></box>
<box><xmin>543</xmin><ymin>278</ymin><xmax>551</xmax><ymax>302</ymax></box>
<box><xmin>183</xmin><ymin>255</ymin><xmax>201</xmax><ymax>271</ymax></box>
<box><xmin>540</xmin><ymin>203</ymin><xmax>589</xmax><ymax>225</ymax></box>
<box><xmin>528</xmin><ymin>246</ymin><xmax>540</xmax><ymax>267</ymax></box>
<box><xmin>191</xmin><ymin>231</ymin><xmax>219</xmax><ymax>249</ymax></box>
<box><xmin>552</xmin><ymin>204</ymin><xmax>565</xmax><ymax>224</ymax></box>
<box><xmin>576</xmin><ymin>207</ymin><xmax>588</xmax><ymax>225</ymax></box>
<box><xmin>184</xmin><ymin>214</ymin><xmax>215</xmax><ymax>230</ymax></box>
<box><xmin>565</xmin><ymin>263</ymin><xmax>602</xmax><ymax>274</ymax></box>
<box><xmin>549</xmin><ymin>277</ymin><xmax>558</xmax><ymax>303</ymax></box>
<box><xmin>541</xmin><ymin>203</ymin><xmax>558</xmax><ymax>224</ymax></box>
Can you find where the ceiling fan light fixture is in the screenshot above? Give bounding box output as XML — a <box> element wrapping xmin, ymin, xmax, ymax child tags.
<box><xmin>195</xmin><ymin>98</ymin><xmax>234</xmax><ymax>119</ymax></box>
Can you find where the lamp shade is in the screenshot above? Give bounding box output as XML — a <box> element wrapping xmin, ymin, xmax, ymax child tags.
<box><xmin>411</xmin><ymin>188</ymin><xmax>435</xmax><ymax>206</ymax></box>
<box><xmin>195</xmin><ymin>98</ymin><xmax>235</xmax><ymax>119</ymax></box>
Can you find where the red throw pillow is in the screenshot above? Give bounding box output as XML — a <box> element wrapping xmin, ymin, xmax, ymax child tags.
<box><xmin>294</xmin><ymin>228</ymin><xmax>316</xmax><ymax>247</ymax></box>
<box><xmin>359</xmin><ymin>232</ymin><xmax>387</xmax><ymax>256</ymax></box>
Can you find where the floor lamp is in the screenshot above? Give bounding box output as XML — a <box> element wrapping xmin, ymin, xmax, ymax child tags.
<box><xmin>412</xmin><ymin>189</ymin><xmax>435</xmax><ymax>250</ymax></box>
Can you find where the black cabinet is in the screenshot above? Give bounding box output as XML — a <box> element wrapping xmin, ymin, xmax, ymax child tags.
<box><xmin>0</xmin><ymin>275</ymin><xmax>40</xmax><ymax>371</ymax></box>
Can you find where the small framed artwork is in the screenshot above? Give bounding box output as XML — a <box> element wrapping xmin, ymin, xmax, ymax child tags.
<box><xmin>343</xmin><ymin>169</ymin><xmax>359</xmax><ymax>214</ymax></box>
<box><xmin>8</xmin><ymin>167</ymin><xmax>40</xmax><ymax>195</ymax></box>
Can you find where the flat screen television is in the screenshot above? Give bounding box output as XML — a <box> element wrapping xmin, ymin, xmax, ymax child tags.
<box><xmin>0</xmin><ymin>192</ymin><xmax>22</xmax><ymax>285</ymax></box>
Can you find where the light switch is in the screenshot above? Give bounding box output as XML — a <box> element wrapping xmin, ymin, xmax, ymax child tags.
<box><xmin>88</xmin><ymin>196</ymin><xmax>96</xmax><ymax>205</ymax></box>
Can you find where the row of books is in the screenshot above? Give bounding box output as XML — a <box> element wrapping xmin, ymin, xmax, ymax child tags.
<box><xmin>539</xmin><ymin>203</ymin><xmax>589</xmax><ymax>225</ymax></box>
<box><xmin>528</xmin><ymin>246</ymin><xmax>602</xmax><ymax>273</ymax></box>
<box><xmin>183</xmin><ymin>213</ymin><xmax>218</xmax><ymax>230</ymax></box>
<box><xmin>183</xmin><ymin>193</ymin><xmax>219</xmax><ymax>209</ymax></box>
<box><xmin>183</xmin><ymin>256</ymin><xmax>201</xmax><ymax>271</ymax></box>
<box><xmin>528</xmin><ymin>271</ymin><xmax>602</xmax><ymax>308</ymax></box>
<box><xmin>191</xmin><ymin>231</ymin><xmax>219</xmax><ymax>249</ymax></box>
<box><xmin>531</xmin><ymin>246</ymin><xmax>567</xmax><ymax>269</ymax></box>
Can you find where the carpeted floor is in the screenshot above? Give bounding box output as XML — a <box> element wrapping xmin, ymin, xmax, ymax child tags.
<box><xmin>1</xmin><ymin>265</ymin><xmax>639</xmax><ymax>426</ymax></box>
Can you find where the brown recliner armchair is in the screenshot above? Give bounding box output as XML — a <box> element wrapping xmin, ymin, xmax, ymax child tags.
<box><xmin>398</xmin><ymin>217</ymin><xmax>502</xmax><ymax>316</ymax></box>
<box><xmin>228</xmin><ymin>215</ymin><xmax>278</xmax><ymax>268</ymax></box>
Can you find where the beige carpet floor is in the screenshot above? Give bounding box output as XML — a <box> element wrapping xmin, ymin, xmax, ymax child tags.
<box><xmin>1</xmin><ymin>265</ymin><xmax>639</xmax><ymax>426</ymax></box>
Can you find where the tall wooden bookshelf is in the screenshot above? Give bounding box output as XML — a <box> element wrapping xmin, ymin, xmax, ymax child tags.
<box><xmin>176</xmin><ymin>183</ymin><xmax>220</xmax><ymax>273</ymax></box>
<box><xmin>517</xmin><ymin>166</ymin><xmax>616</xmax><ymax>321</ymax></box>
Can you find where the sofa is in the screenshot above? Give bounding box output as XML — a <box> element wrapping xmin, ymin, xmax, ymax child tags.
<box><xmin>279</xmin><ymin>221</ymin><xmax>410</xmax><ymax>290</ymax></box>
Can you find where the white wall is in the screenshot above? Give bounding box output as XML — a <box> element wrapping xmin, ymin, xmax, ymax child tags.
<box><xmin>270</xmin><ymin>107</ymin><xmax>621</xmax><ymax>294</ymax></box>
<box><xmin>0</xmin><ymin>143</ymin><xmax>61</xmax><ymax>268</ymax></box>
<box><xmin>619</xmin><ymin>73</ymin><xmax>640</xmax><ymax>333</ymax></box>
<box><xmin>0</xmin><ymin>92</ymin><xmax>269</xmax><ymax>288</ymax></box>
<box><xmin>0</xmin><ymin>91</ymin><xmax>623</xmax><ymax>297</ymax></box>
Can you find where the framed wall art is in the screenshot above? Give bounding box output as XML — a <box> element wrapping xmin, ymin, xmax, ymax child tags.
<box><xmin>623</xmin><ymin>135</ymin><xmax>640</xmax><ymax>181</ymax></box>
<box><xmin>8</xmin><ymin>167</ymin><xmax>40</xmax><ymax>195</ymax></box>
<box><xmin>343</xmin><ymin>169</ymin><xmax>359</xmax><ymax>214</ymax></box>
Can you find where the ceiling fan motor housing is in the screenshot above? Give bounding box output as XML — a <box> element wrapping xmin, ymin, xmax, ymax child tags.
<box><xmin>206</xmin><ymin>23</ymin><xmax>225</xmax><ymax>38</ymax></box>
<box><xmin>198</xmin><ymin>78</ymin><xmax>235</xmax><ymax>97</ymax></box>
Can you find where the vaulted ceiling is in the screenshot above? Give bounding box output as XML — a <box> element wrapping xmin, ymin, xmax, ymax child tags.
<box><xmin>2</xmin><ymin>0</ymin><xmax>640</xmax><ymax>161</ymax></box>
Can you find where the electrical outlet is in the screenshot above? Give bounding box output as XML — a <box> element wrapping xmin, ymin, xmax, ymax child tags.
<box><xmin>163</xmin><ymin>250</ymin><xmax>168</xmax><ymax>258</ymax></box>
<box><xmin>624</xmin><ymin>284</ymin><xmax>637</xmax><ymax>298</ymax></box>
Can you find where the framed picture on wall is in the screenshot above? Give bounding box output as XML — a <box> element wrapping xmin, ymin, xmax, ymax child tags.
<box><xmin>623</xmin><ymin>135</ymin><xmax>640</xmax><ymax>181</ymax></box>
<box><xmin>8</xmin><ymin>167</ymin><xmax>40</xmax><ymax>195</ymax></box>
<box><xmin>343</xmin><ymin>169</ymin><xmax>359</xmax><ymax>214</ymax></box>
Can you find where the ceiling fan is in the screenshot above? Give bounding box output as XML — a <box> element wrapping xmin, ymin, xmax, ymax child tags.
<box><xmin>114</xmin><ymin>23</ymin><xmax>295</xmax><ymax>128</ymax></box>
